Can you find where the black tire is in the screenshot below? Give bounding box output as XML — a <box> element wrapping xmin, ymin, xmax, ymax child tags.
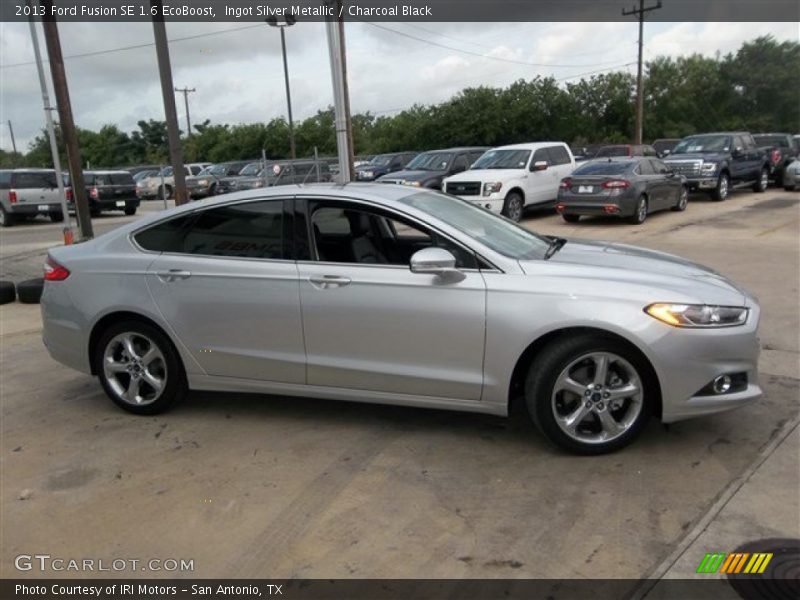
<box><xmin>502</xmin><ymin>192</ymin><xmax>524</xmax><ymax>222</ymax></box>
<box><xmin>49</xmin><ymin>211</ymin><xmax>64</xmax><ymax>223</ymax></box>
<box><xmin>562</xmin><ymin>214</ymin><xmax>580</xmax><ymax>223</ymax></box>
<box><xmin>90</xmin><ymin>208</ymin><xmax>102</xmax><ymax>218</ymax></box>
<box><xmin>124</xmin><ymin>207</ymin><xmax>137</xmax><ymax>216</ymax></box>
<box><xmin>0</xmin><ymin>205</ymin><xmax>14</xmax><ymax>227</ymax></box>
<box><xmin>785</xmin><ymin>185</ymin><xmax>799</xmax><ymax>192</ymax></box>
<box><xmin>17</xmin><ymin>278</ymin><xmax>44</xmax><ymax>304</ymax></box>
<box><xmin>711</xmin><ymin>172</ymin><xmax>729</xmax><ymax>201</ymax></box>
<box><xmin>0</xmin><ymin>280</ymin><xmax>15</xmax><ymax>305</ymax></box>
<box><xmin>158</xmin><ymin>185</ymin><xmax>173</xmax><ymax>200</ymax></box>
<box><xmin>671</xmin><ymin>186</ymin><xmax>688</xmax><ymax>211</ymax></box>
<box><xmin>94</xmin><ymin>320</ymin><xmax>188</xmax><ymax>415</ymax></box>
<box><xmin>524</xmin><ymin>334</ymin><xmax>654</xmax><ymax>455</ymax></box>
<box><xmin>753</xmin><ymin>167</ymin><xmax>769</xmax><ymax>193</ymax></box>
<box><xmin>629</xmin><ymin>195</ymin><xmax>648</xmax><ymax>225</ymax></box>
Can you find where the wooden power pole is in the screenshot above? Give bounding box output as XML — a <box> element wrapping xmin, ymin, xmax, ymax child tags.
<box><xmin>174</xmin><ymin>86</ymin><xmax>196</xmax><ymax>137</ymax></box>
<box><xmin>623</xmin><ymin>0</ymin><xmax>662</xmax><ymax>145</ymax></box>
<box><xmin>151</xmin><ymin>0</ymin><xmax>188</xmax><ymax>205</ymax></box>
<box><xmin>40</xmin><ymin>0</ymin><xmax>93</xmax><ymax>239</ymax></box>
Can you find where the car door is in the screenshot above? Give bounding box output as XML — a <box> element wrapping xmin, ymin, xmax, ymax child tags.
<box><xmin>526</xmin><ymin>148</ymin><xmax>554</xmax><ymax>204</ymax></box>
<box><xmin>650</xmin><ymin>158</ymin><xmax>681</xmax><ymax>208</ymax></box>
<box><xmin>295</xmin><ymin>198</ymin><xmax>487</xmax><ymax>400</ymax></box>
<box><xmin>142</xmin><ymin>198</ymin><xmax>306</xmax><ymax>383</ymax></box>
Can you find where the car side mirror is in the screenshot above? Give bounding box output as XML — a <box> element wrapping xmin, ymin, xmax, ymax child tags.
<box><xmin>451</xmin><ymin>164</ymin><xmax>466</xmax><ymax>174</ymax></box>
<box><xmin>732</xmin><ymin>147</ymin><xmax>743</xmax><ymax>157</ymax></box>
<box><xmin>665</xmin><ymin>170</ymin><xmax>675</xmax><ymax>177</ymax></box>
<box><xmin>410</xmin><ymin>247</ymin><xmax>464</xmax><ymax>281</ymax></box>
<box><xmin>531</xmin><ymin>161</ymin><xmax>549</xmax><ymax>172</ymax></box>
<box><xmin>661</xmin><ymin>149</ymin><xmax>671</xmax><ymax>157</ymax></box>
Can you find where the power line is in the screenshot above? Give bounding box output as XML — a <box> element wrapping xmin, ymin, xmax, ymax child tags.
<box><xmin>361</xmin><ymin>21</ymin><xmax>638</xmax><ymax>69</ymax></box>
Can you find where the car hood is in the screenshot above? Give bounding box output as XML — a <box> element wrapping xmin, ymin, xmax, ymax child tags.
<box><xmin>446</xmin><ymin>168</ymin><xmax>522</xmax><ymax>182</ymax></box>
<box><xmin>519</xmin><ymin>239</ymin><xmax>750</xmax><ymax>306</ymax></box>
<box><xmin>665</xmin><ymin>152</ymin><xmax>727</xmax><ymax>162</ymax></box>
<box><xmin>378</xmin><ymin>169</ymin><xmax>445</xmax><ymax>182</ymax></box>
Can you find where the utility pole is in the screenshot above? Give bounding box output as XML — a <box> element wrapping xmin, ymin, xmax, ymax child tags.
<box><xmin>151</xmin><ymin>0</ymin><xmax>187</xmax><ymax>205</ymax></box>
<box><xmin>174</xmin><ymin>86</ymin><xmax>195</xmax><ymax>137</ymax></box>
<box><xmin>623</xmin><ymin>0</ymin><xmax>662</xmax><ymax>145</ymax></box>
<box><xmin>39</xmin><ymin>0</ymin><xmax>93</xmax><ymax>240</ymax></box>
<box><xmin>325</xmin><ymin>0</ymin><xmax>355</xmax><ymax>182</ymax></box>
<box><xmin>7</xmin><ymin>121</ymin><xmax>18</xmax><ymax>165</ymax></box>
<box><xmin>266</xmin><ymin>16</ymin><xmax>297</xmax><ymax>160</ymax></box>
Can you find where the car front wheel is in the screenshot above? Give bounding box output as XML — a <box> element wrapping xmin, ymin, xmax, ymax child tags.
<box><xmin>712</xmin><ymin>173</ymin><xmax>729</xmax><ymax>201</ymax></box>
<box><xmin>525</xmin><ymin>335</ymin><xmax>653</xmax><ymax>454</ymax></box>
<box><xmin>753</xmin><ymin>168</ymin><xmax>769</xmax><ymax>193</ymax></box>
<box><xmin>502</xmin><ymin>192</ymin><xmax>524</xmax><ymax>222</ymax></box>
<box><xmin>95</xmin><ymin>321</ymin><xmax>187</xmax><ymax>415</ymax></box>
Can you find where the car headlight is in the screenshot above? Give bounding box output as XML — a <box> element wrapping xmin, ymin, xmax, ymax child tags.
<box><xmin>198</xmin><ymin>179</ymin><xmax>209</xmax><ymax>186</ymax></box>
<box><xmin>252</xmin><ymin>181</ymin><xmax>264</xmax><ymax>188</ymax></box>
<box><xmin>483</xmin><ymin>182</ymin><xmax>503</xmax><ymax>196</ymax></box>
<box><xmin>645</xmin><ymin>303</ymin><xmax>748</xmax><ymax>328</ymax></box>
<box><xmin>402</xmin><ymin>180</ymin><xmax>421</xmax><ymax>187</ymax></box>
<box><xmin>701</xmin><ymin>162</ymin><xmax>717</xmax><ymax>173</ymax></box>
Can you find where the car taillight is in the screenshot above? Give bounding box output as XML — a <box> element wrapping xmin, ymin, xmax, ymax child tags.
<box><xmin>8</xmin><ymin>190</ymin><xmax>17</xmax><ymax>204</ymax></box>
<box><xmin>44</xmin><ymin>256</ymin><xmax>70</xmax><ymax>281</ymax></box>
<box><xmin>559</xmin><ymin>178</ymin><xmax>572</xmax><ymax>190</ymax></box>
<box><xmin>90</xmin><ymin>187</ymin><xmax>99</xmax><ymax>199</ymax></box>
<box><xmin>66</xmin><ymin>189</ymin><xmax>74</xmax><ymax>202</ymax></box>
<box><xmin>601</xmin><ymin>180</ymin><xmax>631</xmax><ymax>189</ymax></box>
<box><xmin>771</xmin><ymin>149</ymin><xmax>781</xmax><ymax>164</ymax></box>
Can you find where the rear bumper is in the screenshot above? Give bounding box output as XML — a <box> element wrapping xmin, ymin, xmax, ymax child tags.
<box><xmin>6</xmin><ymin>203</ymin><xmax>62</xmax><ymax>215</ymax></box>
<box><xmin>556</xmin><ymin>193</ymin><xmax>637</xmax><ymax>217</ymax></box>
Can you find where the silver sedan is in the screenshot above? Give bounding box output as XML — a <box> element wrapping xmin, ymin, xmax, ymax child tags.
<box><xmin>41</xmin><ymin>184</ymin><xmax>762</xmax><ymax>454</ymax></box>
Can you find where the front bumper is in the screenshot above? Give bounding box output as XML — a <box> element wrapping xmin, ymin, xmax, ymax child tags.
<box><xmin>457</xmin><ymin>194</ymin><xmax>504</xmax><ymax>213</ymax></box>
<box><xmin>682</xmin><ymin>176</ymin><xmax>719</xmax><ymax>190</ymax></box>
<box><xmin>649</xmin><ymin>304</ymin><xmax>762</xmax><ymax>422</ymax></box>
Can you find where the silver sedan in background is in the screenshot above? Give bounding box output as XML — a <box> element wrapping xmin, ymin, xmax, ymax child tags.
<box><xmin>41</xmin><ymin>184</ymin><xmax>761</xmax><ymax>454</ymax></box>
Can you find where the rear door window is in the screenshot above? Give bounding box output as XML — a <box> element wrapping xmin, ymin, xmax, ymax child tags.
<box><xmin>12</xmin><ymin>171</ymin><xmax>57</xmax><ymax>189</ymax></box>
<box><xmin>547</xmin><ymin>146</ymin><xmax>572</xmax><ymax>165</ymax></box>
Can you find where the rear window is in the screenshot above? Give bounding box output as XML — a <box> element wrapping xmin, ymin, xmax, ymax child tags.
<box><xmin>95</xmin><ymin>173</ymin><xmax>135</xmax><ymax>186</ymax></box>
<box><xmin>12</xmin><ymin>171</ymin><xmax>57</xmax><ymax>188</ymax></box>
<box><xmin>573</xmin><ymin>161</ymin><xmax>633</xmax><ymax>176</ymax></box>
<box><xmin>753</xmin><ymin>135</ymin><xmax>790</xmax><ymax>148</ymax></box>
<box><xmin>0</xmin><ymin>171</ymin><xmax>11</xmax><ymax>188</ymax></box>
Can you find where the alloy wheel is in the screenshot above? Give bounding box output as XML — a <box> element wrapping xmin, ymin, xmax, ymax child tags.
<box><xmin>719</xmin><ymin>175</ymin><xmax>729</xmax><ymax>199</ymax></box>
<box><xmin>506</xmin><ymin>196</ymin><xmax>522</xmax><ymax>222</ymax></box>
<box><xmin>551</xmin><ymin>352</ymin><xmax>644</xmax><ymax>445</ymax></box>
<box><xmin>760</xmin><ymin>169</ymin><xmax>769</xmax><ymax>191</ymax></box>
<box><xmin>678</xmin><ymin>187</ymin><xmax>688</xmax><ymax>210</ymax></box>
<box><xmin>102</xmin><ymin>332</ymin><xmax>167</xmax><ymax>406</ymax></box>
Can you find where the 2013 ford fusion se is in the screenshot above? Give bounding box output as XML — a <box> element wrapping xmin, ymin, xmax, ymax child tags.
<box><xmin>41</xmin><ymin>184</ymin><xmax>761</xmax><ymax>454</ymax></box>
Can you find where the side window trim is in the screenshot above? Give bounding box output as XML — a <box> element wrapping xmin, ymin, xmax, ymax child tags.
<box><xmin>295</xmin><ymin>196</ymin><xmax>484</xmax><ymax>270</ymax></box>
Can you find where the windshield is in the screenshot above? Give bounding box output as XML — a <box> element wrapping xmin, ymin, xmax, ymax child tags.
<box><xmin>573</xmin><ymin>161</ymin><xmax>633</xmax><ymax>176</ymax></box>
<box><xmin>406</xmin><ymin>152</ymin><xmax>452</xmax><ymax>171</ymax></box>
<box><xmin>753</xmin><ymin>135</ymin><xmax>790</xmax><ymax>148</ymax></box>
<box><xmin>200</xmin><ymin>165</ymin><xmax>226</xmax><ymax>177</ymax></box>
<box><xmin>400</xmin><ymin>191</ymin><xmax>550</xmax><ymax>260</ymax></box>
<box><xmin>239</xmin><ymin>163</ymin><xmax>262</xmax><ymax>176</ymax></box>
<box><xmin>595</xmin><ymin>146</ymin><xmax>629</xmax><ymax>158</ymax></box>
<box><xmin>160</xmin><ymin>166</ymin><xmax>173</xmax><ymax>177</ymax></box>
<box><xmin>369</xmin><ymin>155</ymin><xmax>394</xmax><ymax>166</ymax></box>
<box><xmin>672</xmin><ymin>135</ymin><xmax>731</xmax><ymax>154</ymax></box>
<box><xmin>472</xmin><ymin>149</ymin><xmax>531</xmax><ymax>170</ymax></box>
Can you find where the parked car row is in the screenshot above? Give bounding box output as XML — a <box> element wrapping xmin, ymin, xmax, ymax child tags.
<box><xmin>0</xmin><ymin>167</ymin><xmax>140</xmax><ymax>227</ymax></box>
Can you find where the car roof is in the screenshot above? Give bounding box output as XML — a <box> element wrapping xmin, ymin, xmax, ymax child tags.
<box><xmin>85</xmin><ymin>170</ymin><xmax>131</xmax><ymax>175</ymax></box>
<box><xmin>491</xmin><ymin>142</ymin><xmax>567</xmax><ymax>150</ymax></box>
<box><xmin>420</xmin><ymin>147</ymin><xmax>490</xmax><ymax>153</ymax></box>
<box><xmin>2</xmin><ymin>168</ymin><xmax>56</xmax><ymax>172</ymax></box>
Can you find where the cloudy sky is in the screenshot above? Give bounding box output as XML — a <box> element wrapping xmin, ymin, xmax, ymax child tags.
<box><xmin>0</xmin><ymin>20</ymin><xmax>796</xmax><ymax>151</ymax></box>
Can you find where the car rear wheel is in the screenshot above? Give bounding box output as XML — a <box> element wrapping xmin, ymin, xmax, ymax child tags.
<box><xmin>712</xmin><ymin>173</ymin><xmax>729</xmax><ymax>201</ymax></box>
<box><xmin>0</xmin><ymin>206</ymin><xmax>14</xmax><ymax>227</ymax></box>
<box><xmin>671</xmin><ymin>186</ymin><xmax>688</xmax><ymax>211</ymax></box>
<box><xmin>502</xmin><ymin>192</ymin><xmax>524</xmax><ymax>222</ymax></box>
<box><xmin>525</xmin><ymin>335</ymin><xmax>653</xmax><ymax>454</ymax></box>
<box><xmin>158</xmin><ymin>185</ymin><xmax>173</xmax><ymax>200</ymax></box>
<box><xmin>562</xmin><ymin>214</ymin><xmax>580</xmax><ymax>223</ymax></box>
<box><xmin>124</xmin><ymin>207</ymin><xmax>137</xmax><ymax>216</ymax></box>
<box><xmin>753</xmin><ymin>168</ymin><xmax>769</xmax><ymax>193</ymax></box>
<box><xmin>629</xmin><ymin>195</ymin><xmax>648</xmax><ymax>224</ymax></box>
<box><xmin>95</xmin><ymin>321</ymin><xmax>187</xmax><ymax>415</ymax></box>
<box><xmin>49</xmin><ymin>211</ymin><xmax>64</xmax><ymax>222</ymax></box>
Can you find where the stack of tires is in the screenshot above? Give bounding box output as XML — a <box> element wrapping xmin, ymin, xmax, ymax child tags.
<box><xmin>0</xmin><ymin>279</ymin><xmax>44</xmax><ymax>305</ymax></box>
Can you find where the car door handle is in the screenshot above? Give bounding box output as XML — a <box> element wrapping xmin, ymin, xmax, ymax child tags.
<box><xmin>309</xmin><ymin>275</ymin><xmax>351</xmax><ymax>289</ymax></box>
<box><xmin>155</xmin><ymin>269</ymin><xmax>191</xmax><ymax>282</ymax></box>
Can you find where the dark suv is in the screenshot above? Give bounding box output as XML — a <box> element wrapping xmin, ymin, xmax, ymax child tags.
<box><xmin>354</xmin><ymin>152</ymin><xmax>417</xmax><ymax>181</ymax></box>
<box><xmin>70</xmin><ymin>170</ymin><xmax>139</xmax><ymax>216</ymax></box>
<box><xmin>663</xmin><ymin>132</ymin><xmax>770</xmax><ymax>201</ymax></box>
<box><xmin>375</xmin><ymin>147</ymin><xmax>488</xmax><ymax>189</ymax></box>
<box><xmin>0</xmin><ymin>168</ymin><xmax>64</xmax><ymax>227</ymax></box>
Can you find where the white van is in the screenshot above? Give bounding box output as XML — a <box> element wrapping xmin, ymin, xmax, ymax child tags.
<box><xmin>442</xmin><ymin>142</ymin><xmax>575</xmax><ymax>221</ymax></box>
